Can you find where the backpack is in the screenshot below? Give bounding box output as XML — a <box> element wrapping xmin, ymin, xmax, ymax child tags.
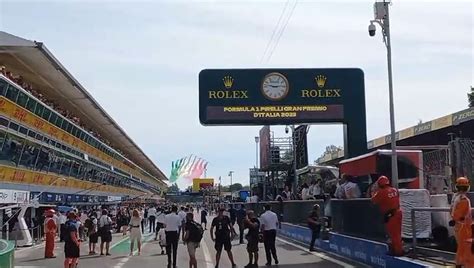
<box><xmin>188</xmin><ymin>220</ymin><xmax>204</xmax><ymax>243</ymax></box>
<box><xmin>84</xmin><ymin>218</ymin><xmax>93</xmax><ymax>230</ymax></box>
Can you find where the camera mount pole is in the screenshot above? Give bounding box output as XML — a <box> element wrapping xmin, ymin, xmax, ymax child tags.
<box><xmin>370</xmin><ymin>0</ymin><xmax>399</xmax><ymax>188</ymax></box>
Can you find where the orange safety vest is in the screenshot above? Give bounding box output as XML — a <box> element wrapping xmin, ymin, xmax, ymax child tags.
<box><xmin>44</xmin><ymin>217</ymin><xmax>57</xmax><ymax>234</ymax></box>
<box><xmin>451</xmin><ymin>193</ymin><xmax>472</xmax><ymax>224</ymax></box>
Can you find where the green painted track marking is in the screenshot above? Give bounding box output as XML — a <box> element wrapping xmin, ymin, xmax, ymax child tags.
<box><xmin>111</xmin><ymin>232</ymin><xmax>154</xmax><ymax>254</ymax></box>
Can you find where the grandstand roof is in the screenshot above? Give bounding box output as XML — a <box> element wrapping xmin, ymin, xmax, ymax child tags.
<box><xmin>317</xmin><ymin>107</ymin><xmax>474</xmax><ymax>164</ymax></box>
<box><xmin>0</xmin><ymin>31</ymin><xmax>167</xmax><ymax>184</ymax></box>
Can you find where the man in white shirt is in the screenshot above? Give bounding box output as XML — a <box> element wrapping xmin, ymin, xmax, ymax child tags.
<box><xmin>301</xmin><ymin>183</ymin><xmax>312</xmax><ymax>200</ymax></box>
<box><xmin>164</xmin><ymin>206</ymin><xmax>182</xmax><ymax>268</ymax></box>
<box><xmin>155</xmin><ymin>207</ymin><xmax>166</xmax><ymax>240</ymax></box>
<box><xmin>148</xmin><ymin>206</ymin><xmax>157</xmax><ymax>233</ymax></box>
<box><xmin>260</xmin><ymin>204</ymin><xmax>279</xmax><ymax>266</ymax></box>
<box><xmin>79</xmin><ymin>211</ymin><xmax>89</xmax><ymax>241</ymax></box>
<box><xmin>335</xmin><ymin>175</ymin><xmax>348</xmax><ymax>199</ymax></box>
<box><xmin>344</xmin><ymin>180</ymin><xmax>361</xmax><ymax>199</ymax></box>
<box><xmin>53</xmin><ymin>212</ymin><xmax>59</xmax><ymax>238</ymax></box>
<box><xmin>178</xmin><ymin>207</ymin><xmax>187</xmax><ymax>236</ymax></box>
<box><xmin>309</xmin><ymin>180</ymin><xmax>323</xmax><ymax>199</ymax></box>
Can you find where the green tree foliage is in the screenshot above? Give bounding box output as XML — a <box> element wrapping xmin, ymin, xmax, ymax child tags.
<box><xmin>168</xmin><ymin>183</ymin><xmax>180</xmax><ymax>193</ymax></box>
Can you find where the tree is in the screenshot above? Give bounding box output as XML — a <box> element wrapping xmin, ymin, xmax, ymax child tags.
<box><xmin>229</xmin><ymin>183</ymin><xmax>243</xmax><ymax>192</ymax></box>
<box><xmin>319</xmin><ymin>144</ymin><xmax>343</xmax><ymax>158</ymax></box>
<box><xmin>468</xmin><ymin>86</ymin><xmax>474</xmax><ymax>108</ymax></box>
<box><xmin>168</xmin><ymin>183</ymin><xmax>180</xmax><ymax>193</ymax></box>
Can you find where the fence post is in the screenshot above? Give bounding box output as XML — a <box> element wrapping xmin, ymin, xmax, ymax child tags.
<box><xmin>411</xmin><ymin>208</ymin><xmax>417</xmax><ymax>257</ymax></box>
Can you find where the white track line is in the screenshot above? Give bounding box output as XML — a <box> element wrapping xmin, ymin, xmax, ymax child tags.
<box><xmin>201</xmin><ymin>238</ymin><xmax>215</xmax><ymax>268</ymax></box>
<box><xmin>276</xmin><ymin>237</ymin><xmax>358</xmax><ymax>268</ymax></box>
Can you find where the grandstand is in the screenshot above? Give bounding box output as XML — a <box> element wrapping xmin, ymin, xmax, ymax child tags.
<box><xmin>0</xmin><ymin>31</ymin><xmax>166</xmax><ymax>201</ymax></box>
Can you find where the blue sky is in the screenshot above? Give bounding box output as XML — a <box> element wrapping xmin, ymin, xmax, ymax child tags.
<box><xmin>0</xmin><ymin>0</ymin><xmax>472</xmax><ymax>189</ymax></box>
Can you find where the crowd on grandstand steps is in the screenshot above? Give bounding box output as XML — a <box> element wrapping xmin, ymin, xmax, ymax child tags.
<box><xmin>0</xmin><ymin>65</ymin><xmax>129</xmax><ymax>157</ymax></box>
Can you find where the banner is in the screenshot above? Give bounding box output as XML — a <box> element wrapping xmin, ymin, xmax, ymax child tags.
<box><xmin>0</xmin><ymin>164</ymin><xmax>142</xmax><ymax>196</ymax></box>
<box><xmin>192</xmin><ymin>178</ymin><xmax>214</xmax><ymax>192</ymax></box>
<box><xmin>0</xmin><ymin>189</ymin><xmax>29</xmax><ymax>204</ymax></box>
<box><xmin>0</xmin><ymin>96</ymin><xmax>151</xmax><ymax>183</ymax></box>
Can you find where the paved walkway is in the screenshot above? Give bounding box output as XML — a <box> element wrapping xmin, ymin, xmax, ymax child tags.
<box><xmin>14</xmin><ymin>216</ymin><xmax>366</xmax><ymax>268</ymax></box>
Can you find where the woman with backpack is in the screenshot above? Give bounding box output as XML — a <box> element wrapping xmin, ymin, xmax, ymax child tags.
<box><xmin>183</xmin><ymin>212</ymin><xmax>203</xmax><ymax>268</ymax></box>
<box><xmin>128</xmin><ymin>209</ymin><xmax>142</xmax><ymax>256</ymax></box>
<box><xmin>99</xmin><ymin>209</ymin><xmax>113</xmax><ymax>256</ymax></box>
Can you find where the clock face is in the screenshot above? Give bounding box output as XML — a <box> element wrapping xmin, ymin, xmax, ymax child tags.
<box><xmin>261</xmin><ymin>72</ymin><xmax>289</xmax><ymax>101</ymax></box>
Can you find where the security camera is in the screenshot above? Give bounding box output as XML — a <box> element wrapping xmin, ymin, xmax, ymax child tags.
<box><xmin>368</xmin><ymin>23</ymin><xmax>376</xmax><ymax>37</ymax></box>
<box><xmin>285</xmin><ymin>126</ymin><xmax>289</xmax><ymax>134</ymax></box>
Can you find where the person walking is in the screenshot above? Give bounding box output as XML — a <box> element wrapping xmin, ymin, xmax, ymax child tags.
<box><xmin>164</xmin><ymin>205</ymin><xmax>182</xmax><ymax>268</ymax></box>
<box><xmin>87</xmin><ymin>213</ymin><xmax>98</xmax><ymax>255</ymax></box>
<box><xmin>99</xmin><ymin>209</ymin><xmax>113</xmax><ymax>256</ymax></box>
<box><xmin>79</xmin><ymin>211</ymin><xmax>88</xmax><ymax>241</ymax></box>
<box><xmin>449</xmin><ymin>177</ymin><xmax>473</xmax><ymax>267</ymax></box>
<box><xmin>260</xmin><ymin>204</ymin><xmax>279</xmax><ymax>266</ymax></box>
<box><xmin>128</xmin><ymin>209</ymin><xmax>142</xmax><ymax>256</ymax></box>
<box><xmin>139</xmin><ymin>208</ymin><xmax>146</xmax><ymax>234</ymax></box>
<box><xmin>44</xmin><ymin>209</ymin><xmax>57</xmax><ymax>258</ymax></box>
<box><xmin>244</xmin><ymin>210</ymin><xmax>260</xmax><ymax>268</ymax></box>
<box><xmin>229</xmin><ymin>205</ymin><xmax>237</xmax><ymax>227</ymax></box>
<box><xmin>371</xmin><ymin>176</ymin><xmax>403</xmax><ymax>256</ymax></box>
<box><xmin>148</xmin><ymin>206</ymin><xmax>157</xmax><ymax>233</ymax></box>
<box><xmin>158</xmin><ymin>227</ymin><xmax>167</xmax><ymax>255</ymax></box>
<box><xmin>155</xmin><ymin>207</ymin><xmax>166</xmax><ymax>240</ymax></box>
<box><xmin>200</xmin><ymin>208</ymin><xmax>208</xmax><ymax>230</ymax></box>
<box><xmin>178</xmin><ymin>206</ymin><xmax>187</xmax><ymax>236</ymax></box>
<box><xmin>59</xmin><ymin>212</ymin><xmax>67</xmax><ymax>242</ymax></box>
<box><xmin>307</xmin><ymin>204</ymin><xmax>322</xmax><ymax>252</ymax></box>
<box><xmin>63</xmin><ymin>212</ymin><xmax>80</xmax><ymax>268</ymax></box>
<box><xmin>236</xmin><ymin>204</ymin><xmax>247</xmax><ymax>244</ymax></box>
<box><xmin>211</xmin><ymin>208</ymin><xmax>237</xmax><ymax>268</ymax></box>
<box><xmin>183</xmin><ymin>212</ymin><xmax>204</xmax><ymax>268</ymax></box>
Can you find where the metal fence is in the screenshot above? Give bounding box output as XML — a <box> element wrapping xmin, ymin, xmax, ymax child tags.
<box><xmin>423</xmin><ymin>148</ymin><xmax>450</xmax><ymax>194</ymax></box>
<box><xmin>451</xmin><ymin>139</ymin><xmax>474</xmax><ymax>182</ymax></box>
<box><xmin>423</xmin><ymin>139</ymin><xmax>474</xmax><ymax>194</ymax></box>
<box><xmin>408</xmin><ymin>207</ymin><xmax>474</xmax><ymax>265</ymax></box>
<box><xmin>0</xmin><ymin>225</ymin><xmax>42</xmax><ymax>248</ymax></box>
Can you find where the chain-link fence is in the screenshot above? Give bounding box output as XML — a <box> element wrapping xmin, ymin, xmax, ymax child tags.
<box><xmin>423</xmin><ymin>138</ymin><xmax>474</xmax><ymax>193</ymax></box>
<box><xmin>423</xmin><ymin>148</ymin><xmax>450</xmax><ymax>194</ymax></box>
<box><xmin>451</xmin><ymin>138</ymin><xmax>474</xmax><ymax>183</ymax></box>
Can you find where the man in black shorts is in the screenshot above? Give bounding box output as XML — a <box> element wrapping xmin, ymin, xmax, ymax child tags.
<box><xmin>211</xmin><ymin>208</ymin><xmax>237</xmax><ymax>268</ymax></box>
<box><xmin>64</xmin><ymin>212</ymin><xmax>80</xmax><ymax>268</ymax></box>
<box><xmin>244</xmin><ymin>210</ymin><xmax>260</xmax><ymax>268</ymax></box>
<box><xmin>200</xmin><ymin>208</ymin><xmax>208</xmax><ymax>230</ymax></box>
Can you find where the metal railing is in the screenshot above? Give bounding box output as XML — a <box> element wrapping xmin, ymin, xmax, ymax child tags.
<box><xmin>0</xmin><ymin>225</ymin><xmax>42</xmax><ymax>248</ymax></box>
<box><xmin>410</xmin><ymin>207</ymin><xmax>474</xmax><ymax>264</ymax></box>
